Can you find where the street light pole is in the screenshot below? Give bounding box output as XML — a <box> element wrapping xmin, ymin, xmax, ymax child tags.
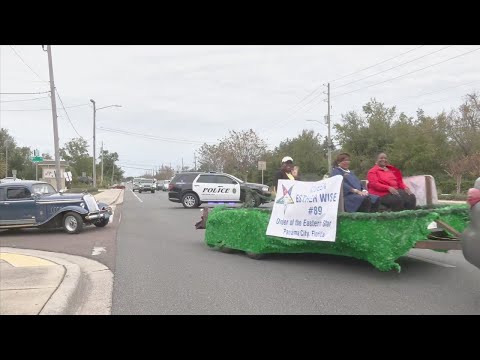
<box><xmin>90</xmin><ymin>99</ymin><xmax>97</xmax><ymax>188</ymax></box>
<box><xmin>90</xmin><ymin>102</ymin><xmax>121</xmax><ymax>188</ymax></box>
<box><xmin>327</xmin><ymin>83</ymin><xmax>332</xmax><ymax>172</ymax></box>
<box><xmin>101</xmin><ymin>141</ymin><xmax>104</xmax><ymax>186</ymax></box>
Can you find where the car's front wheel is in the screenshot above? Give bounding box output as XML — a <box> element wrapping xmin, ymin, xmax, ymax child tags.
<box><xmin>63</xmin><ymin>212</ymin><xmax>83</xmax><ymax>234</ymax></box>
<box><xmin>182</xmin><ymin>193</ymin><xmax>199</xmax><ymax>208</ymax></box>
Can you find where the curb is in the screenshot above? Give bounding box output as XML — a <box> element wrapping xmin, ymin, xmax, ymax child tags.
<box><xmin>0</xmin><ymin>247</ymin><xmax>113</xmax><ymax>315</ymax></box>
<box><xmin>108</xmin><ymin>189</ymin><xmax>124</xmax><ymax>206</ymax></box>
<box><xmin>114</xmin><ymin>190</ymin><xmax>124</xmax><ymax>206</ymax></box>
<box><xmin>41</xmin><ymin>262</ymin><xmax>81</xmax><ymax>315</ymax></box>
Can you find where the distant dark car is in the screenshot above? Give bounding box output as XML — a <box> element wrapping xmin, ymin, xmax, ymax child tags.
<box><xmin>168</xmin><ymin>172</ymin><xmax>271</xmax><ymax>208</ymax></box>
<box><xmin>0</xmin><ymin>181</ymin><xmax>111</xmax><ymax>234</ymax></box>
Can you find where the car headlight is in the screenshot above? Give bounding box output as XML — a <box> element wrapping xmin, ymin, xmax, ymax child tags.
<box><xmin>262</xmin><ymin>186</ymin><xmax>269</xmax><ymax>192</ymax></box>
<box><xmin>80</xmin><ymin>203</ymin><xmax>85</xmax><ymax>208</ymax></box>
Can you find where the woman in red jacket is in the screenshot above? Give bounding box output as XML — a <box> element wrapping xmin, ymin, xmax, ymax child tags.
<box><xmin>367</xmin><ymin>153</ymin><xmax>416</xmax><ymax>211</ymax></box>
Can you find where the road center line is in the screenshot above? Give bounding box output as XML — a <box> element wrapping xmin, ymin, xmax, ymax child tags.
<box><xmin>407</xmin><ymin>254</ymin><xmax>456</xmax><ymax>268</ymax></box>
<box><xmin>131</xmin><ymin>190</ymin><xmax>143</xmax><ymax>203</ymax></box>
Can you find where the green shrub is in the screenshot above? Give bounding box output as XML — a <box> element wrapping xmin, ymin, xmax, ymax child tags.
<box><xmin>67</xmin><ymin>187</ymin><xmax>98</xmax><ymax>194</ymax></box>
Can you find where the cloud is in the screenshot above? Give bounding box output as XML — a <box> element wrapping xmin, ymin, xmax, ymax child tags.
<box><xmin>1</xmin><ymin>45</ymin><xmax>479</xmax><ymax>176</ymax></box>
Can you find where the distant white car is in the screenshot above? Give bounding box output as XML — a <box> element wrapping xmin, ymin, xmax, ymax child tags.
<box><xmin>0</xmin><ymin>177</ymin><xmax>22</xmax><ymax>183</ymax></box>
<box><xmin>162</xmin><ymin>180</ymin><xmax>170</xmax><ymax>191</ymax></box>
<box><xmin>132</xmin><ymin>178</ymin><xmax>144</xmax><ymax>192</ymax></box>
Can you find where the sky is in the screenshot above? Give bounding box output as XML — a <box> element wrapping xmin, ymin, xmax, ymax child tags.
<box><xmin>1</xmin><ymin>45</ymin><xmax>479</xmax><ymax>177</ymax></box>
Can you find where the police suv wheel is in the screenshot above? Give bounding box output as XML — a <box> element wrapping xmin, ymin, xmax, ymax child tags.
<box><xmin>182</xmin><ymin>193</ymin><xmax>199</xmax><ymax>208</ymax></box>
<box><xmin>252</xmin><ymin>193</ymin><xmax>261</xmax><ymax>207</ymax></box>
<box><xmin>245</xmin><ymin>252</ymin><xmax>265</xmax><ymax>260</ymax></box>
<box><xmin>63</xmin><ymin>212</ymin><xmax>83</xmax><ymax>234</ymax></box>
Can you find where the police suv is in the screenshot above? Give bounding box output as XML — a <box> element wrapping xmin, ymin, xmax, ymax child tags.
<box><xmin>168</xmin><ymin>172</ymin><xmax>271</xmax><ymax>208</ymax></box>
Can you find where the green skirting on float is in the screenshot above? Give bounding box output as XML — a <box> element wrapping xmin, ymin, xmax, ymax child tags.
<box><xmin>204</xmin><ymin>205</ymin><xmax>469</xmax><ymax>272</ymax></box>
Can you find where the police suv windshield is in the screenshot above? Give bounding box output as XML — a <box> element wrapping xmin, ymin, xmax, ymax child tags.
<box><xmin>229</xmin><ymin>175</ymin><xmax>244</xmax><ymax>184</ymax></box>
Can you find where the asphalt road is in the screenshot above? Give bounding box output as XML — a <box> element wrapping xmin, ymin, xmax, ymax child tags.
<box><xmin>0</xmin><ymin>207</ymin><xmax>121</xmax><ymax>271</ymax></box>
<box><xmin>112</xmin><ymin>188</ymin><xmax>480</xmax><ymax>314</ymax></box>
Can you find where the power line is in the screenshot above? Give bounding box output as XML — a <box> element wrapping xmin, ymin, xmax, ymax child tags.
<box><xmin>55</xmin><ymin>89</ymin><xmax>83</xmax><ymax>138</ymax></box>
<box><xmin>284</xmin><ymin>46</ymin><xmax>426</xmax><ymax>118</ymax></box>
<box><xmin>8</xmin><ymin>45</ymin><xmax>48</xmax><ymax>83</ymax></box>
<box><xmin>328</xmin><ymin>45</ymin><xmax>426</xmax><ymax>83</ymax></box>
<box><xmin>333</xmin><ymin>46</ymin><xmax>452</xmax><ymax>90</ymax></box>
<box><xmin>292</xmin><ymin>46</ymin><xmax>454</xmax><ymax>117</ymax></box>
<box><xmin>98</xmin><ymin>126</ymin><xmax>215</xmax><ymax>145</ymax></box>
<box><xmin>257</xmin><ymin>46</ymin><xmax>432</xmax><ymax>135</ymax></box>
<box><xmin>264</xmin><ymin>78</ymin><xmax>479</xmax><ymax>140</ymax></box>
<box><xmin>0</xmin><ymin>95</ymin><xmax>50</xmax><ymax>103</ymax></box>
<box><xmin>331</xmin><ymin>47</ymin><xmax>480</xmax><ymax>100</ymax></box>
<box><xmin>394</xmin><ymin>79</ymin><xmax>480</xmax><ymax>104</ymax></box>
<box><xmin>0</xmin><ymin>91</ymin><xmax>51</xmax><ymax>95</ymax></box>
<box><xmin>0</xmin><ymin>103</ymin><xmax>90</xmax><ymax>111</ymax></box>
<box><xmin>277</xmin><ymin>47</ymin><xmax>480</xmax><ymax>131</ymax></box>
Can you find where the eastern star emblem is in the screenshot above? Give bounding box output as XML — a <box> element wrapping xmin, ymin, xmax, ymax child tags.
<box><xmin>276</xmin><ymin>184</ymin><xmax>295</xmax><ymax>214</ymax></box>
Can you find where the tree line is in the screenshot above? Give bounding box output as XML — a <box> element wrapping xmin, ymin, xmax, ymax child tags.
<box><xmin>0</xmin><ymin>131</ymin><xmax>124</xmax><ymax>187</ymax></box>
<box><xmin>196</xmin><ymin>93</ymin><xmax>480</xmax><ymax>194</ymax></box>
<box><xmin>2</xmin><ymin>92</ymin><xmax>478</xmax><ymax>193</ymax></box>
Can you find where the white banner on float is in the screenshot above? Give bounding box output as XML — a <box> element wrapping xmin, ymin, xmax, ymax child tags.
<box><xmin>403</xmin><ymin>175</ymin><xmax>438</xmax><ymax>206</ymax></box>
<box><xmin>266</xmin><ymin>175</ymin><xmax>343</xmax><ymax>242</ymax></box>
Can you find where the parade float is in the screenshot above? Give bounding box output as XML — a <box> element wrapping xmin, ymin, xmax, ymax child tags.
<box><xmin>198</xmin><ymin>175</ymin><xmax>470</xmax><ymax>272</ymax></box>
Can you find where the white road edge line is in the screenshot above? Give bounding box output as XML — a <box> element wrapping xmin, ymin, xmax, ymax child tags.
<box><xmin>407</xmin><ymin>254</ymin><xmax>456</xmax><ymax>268</ymax></box>
<box><xmin>131</xmin><ymin>189</ymin><xmax>143</xmax><ymax>203</ymax></box>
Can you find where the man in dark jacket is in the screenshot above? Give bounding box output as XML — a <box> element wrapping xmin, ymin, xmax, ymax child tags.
<box><xmin>274</xmin><ymin>156</ymin><xmax>294</xmax><ymax>191</ymax></box>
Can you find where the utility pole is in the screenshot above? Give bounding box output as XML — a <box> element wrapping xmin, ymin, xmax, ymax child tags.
<box><xmin>181</xmin><ymin>157</ymin><xmax>184</xmax><ymax>172</ymax></box>
<box><xmin>111</xmin><ymin>163</ymin><xmax>115</xmax><ymax>184</ymax></box>
<box><xmin>4</xmin><ymin>140</ymin><xmax>10</xmax><ymax>178</ymax></box>
<box><xmin>101</xmin><ymin>141</ymin><xmax>104</xmax><ymax>187</ymax></box>
<box><xmin>90</xmin><ymin>99</ymin><xmax>97</xmax><ymax>188</ymax></box>
<box><xmin>327</xmin><ymin>82</ymin><xmax>332</xmax><ymax>173</ymax></box>
<box><xmin>46</xmin><ymin>45</ymin><xmax>62</xmax><ymax>191</ymax></box>
<box><xmin>194</xmin><ymin>152</ymin><xmax>197</xmax><ymax>171</ymax></box>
